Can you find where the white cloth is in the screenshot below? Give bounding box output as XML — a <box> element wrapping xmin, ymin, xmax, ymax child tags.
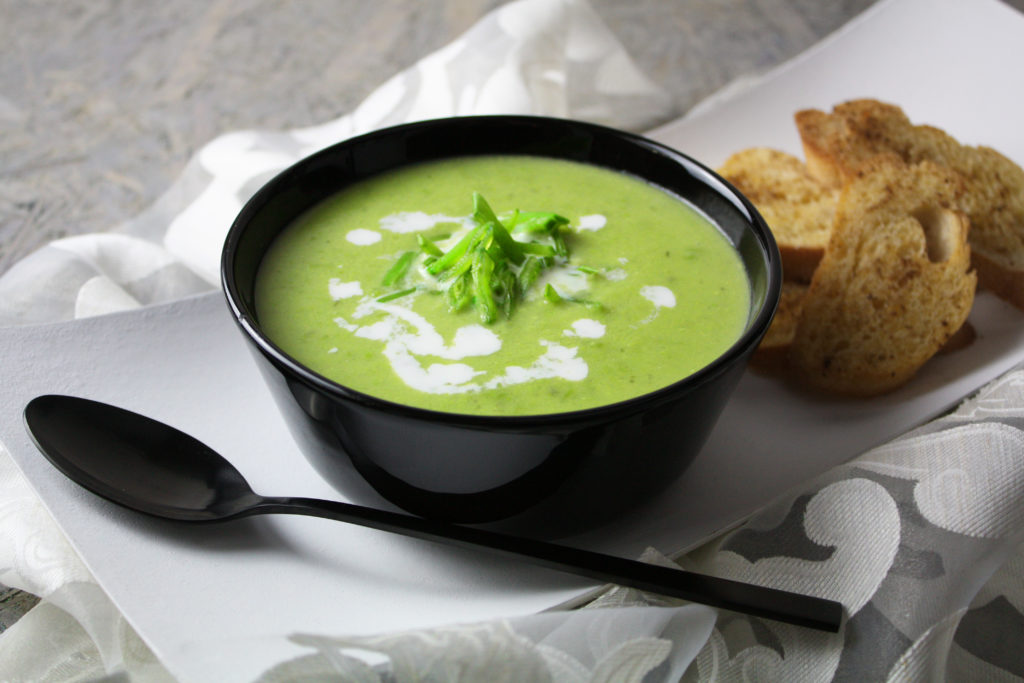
<box><xmin>2</xmin><ymin>0</ymin><xmax>1023</xmax><ymax>681</ymax></box>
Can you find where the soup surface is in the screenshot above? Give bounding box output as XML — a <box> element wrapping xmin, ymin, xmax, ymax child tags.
<box><xmin>255</xmin><ymin>155</ymin><xmax>750</xmax><ymax>415</ymax></box>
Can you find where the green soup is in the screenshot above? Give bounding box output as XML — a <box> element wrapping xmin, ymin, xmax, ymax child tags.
<box><xmin>255</xmin><ymin>155</ymin><xmax>750</xmax><ymax>415</ymax></box>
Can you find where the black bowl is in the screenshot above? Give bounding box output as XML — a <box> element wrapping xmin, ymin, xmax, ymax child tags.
<box><xmin>222</xmin><ymin>115</ymin><xmax>780</xmax><ymax>533</ymax></box>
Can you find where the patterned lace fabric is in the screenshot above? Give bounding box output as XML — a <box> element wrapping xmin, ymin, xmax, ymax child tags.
<box><xmin>1</xmin><ymin>0</ymin><xmax>1023</xmax><ymax>680</ymax></box>
<box><xmin>2</xmin><ymin>371</ymin><xmax>1022</xmax><ymax>680</ymax></box>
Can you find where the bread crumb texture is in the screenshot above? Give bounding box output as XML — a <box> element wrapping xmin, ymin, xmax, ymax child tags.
<box><xmin>718</xmin><ymin>148</ymin><xmax>838</xmax><ymax>282</ymax></box>
<box><xmin>788</xmin><ymin>159</ymin><xmax>975</xmax><ymax>395</ymax></box>
<box><xmin>720</xmin><ymin>98</ymin><xmax>1024</xmax><ymax>395</ymax></box>
<box><xmin>797</xmin><ymin>99</ymin><xmax>1024</xmax><ymax>308</ymax></box>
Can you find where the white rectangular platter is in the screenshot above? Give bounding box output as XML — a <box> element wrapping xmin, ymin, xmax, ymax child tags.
<box><xmin>2</xmin><ymin>0</ymin><xmax>1023</xmax><ymax>679</ymax></box>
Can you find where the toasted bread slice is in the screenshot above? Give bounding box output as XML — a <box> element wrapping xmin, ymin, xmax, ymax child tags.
<box><xmin>788</xmin><ymin>159</ymin><xmax>976</xmax><ymax>396</ymax></box>
<box><xmin>754</xmin><ymin>282</ymin><xmax>975</xmax><ymax>374</ymax></box>
<box><xmin>796</xmin><ymin>99</ymin><xmax>1024</xmax><ymax>309</ymax></box>
<box><xmin>718</xmin><ymin>148</ymin><xmax>838</xmax><ymax>282</ymax></box>
<box><xmin>751</xmin><ymin>281</ymin><xmax>808</xmax><ymax>371</ymax></box>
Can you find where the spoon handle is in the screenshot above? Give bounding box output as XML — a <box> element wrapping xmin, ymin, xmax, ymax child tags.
<box><xmin>253</xmin><ymin>495</ymin><xmax>843</xmax><ymax>632</ymax></box>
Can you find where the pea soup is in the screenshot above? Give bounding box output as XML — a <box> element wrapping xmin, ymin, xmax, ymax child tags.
<box><xmin>255</xmin><ymin>155</ymin><xmax>750</xmax><ymax>415</ymax></box>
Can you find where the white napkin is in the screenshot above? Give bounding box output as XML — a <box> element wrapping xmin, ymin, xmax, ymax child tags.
<box><xmin>3</xmin><ymin>0</ymin><xmax>1024</xmax><ymax>680</ymax></box>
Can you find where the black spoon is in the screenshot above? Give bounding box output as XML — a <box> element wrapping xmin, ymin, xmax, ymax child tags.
<box><xmin>23</xmin><ymin>394</ymin><xmax>843</xmax><ymax>632</ymax></box>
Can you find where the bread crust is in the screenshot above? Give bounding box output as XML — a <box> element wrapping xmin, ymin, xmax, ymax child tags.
<box><xmin>796</xmin><ymin>99</ymin><xmax>1024</xmax><ymax>310</ymax></box>
<box><xmin>787</xmin><ymin>159</ymin><xmax>976</xmax><ymax>396</ymax></box>
<box><xmin>750</xmin><ymin>281</ymin><xmax>808</xmax><ymax>372</ymax></box>
<box><xmin>718</xmin><ymin>147</ymin><xmax>837</xmax><ymax>282</ymax></box>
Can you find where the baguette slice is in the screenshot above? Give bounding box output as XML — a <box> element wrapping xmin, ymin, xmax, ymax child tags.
<box><xmin>788</xmin><ymin>159</ymin><xmax>976</xmax><ymax>396</ymax></box>
<box><xmin>718</xmin><ymin>148</ymin><xmax>838</xmax><ymax>282</ymax></box>
<box><xmin>751</xmin><ymin>281</ymin><xmax>808</xmax><ymax>371</ymax></box>
<box><xmin>796</xmin><ymin>99</ymin><xmax>1024</xmax><ymax>309</ymax></box>
<box><xmin>754</xmin><ymin>281</ymin><xmax>975</xmax><ymax>374</ymax></box>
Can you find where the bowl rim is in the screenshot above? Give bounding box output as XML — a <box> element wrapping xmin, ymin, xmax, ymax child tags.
<box><xmin>221</xmin><ymin>114</ymin><xmax>781</xmax><ymax>426</ymax></box>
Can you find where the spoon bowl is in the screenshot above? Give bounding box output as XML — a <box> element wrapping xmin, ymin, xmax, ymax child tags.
<box><xmin>23</xmin><ymin>393</ymin><xmax>843</xmax><ymax>632</ymax></box>
<box><xmin>25</xmin><ymin>394</ymin><xmax>257</xmax><ymax>521</ymax></box>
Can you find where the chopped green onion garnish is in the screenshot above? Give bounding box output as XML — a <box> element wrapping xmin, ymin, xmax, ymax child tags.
<box><xmin>519</xmin><ymin>242</ymin><xmax>556</xmax><ymax>258</ymax></box>
<box><xmin>381</xmin><ymin>251</ymin><xmax>416</xmax><ymax>286</ymax></box>
<box><xmin>509</xmin><ymin>211</ymin><xmax>570</xmax><ymax>259</ymax></box>
<box><xmin>489</xmin><ymin>221</ymin><xmax>526</xmax><ymax>265</ymax></box>
<box><xmin>377</xmin><ymin>287</ymin><xmax>417</xmax><ymax>303</ymax></box>
<box><xmin>417</xmin><ymin>234</ymin><xmax>444</xmax><ymax>257</ymax></box>
<box><xmin>542</xmin><ymin>283</ymin><xmax>603</xmax><ymax>310</ymax></box>
<box><xmin>472</xmin><ymin>191</ymin><xmax>502</xmax><ymax>226</ymax></box>
<box><xmin>473</xmin><ymin>193</ymin><xmax>524</xmax><ymax>265</ymax></box>
<box><xmin>426</xmin><ymin>223</ymin><xmax>484</xmax><ymax>275</ymax></box>
<box><xmin>472</xmin><ymin>249</ymin><xmax>497</xmax><ymax>324</ymax></box>
<box><xmin>446</xmin><ymin>271</ymin><xmax>472</xmax><ymax>312</ymax></box>
<box><xmin>543</xmin><ymin>283</ymin><xmax>563</xmax><ymax>304</ymax></box>
<box><xmin>442</xmin><ymin>225</ymin><xmax>489</xmax><ymax>283</ymax></box>
<box><xmin>492</xmin><ymin>260</ymin><xmax>516</xmax><ymax>318</ymax></box>
<box><xmin>384</xmin><ymin>193</ymin><xmax>597</xmax><ymax>324</ymax></box>
<box><xmin>518</xmin><ymin>256</ymin><xmax>544</xmax><ymax>297</ymax></box>
<box><xmin>551</xmin><ymin>232</ymin><xmax>569</xmax><ymax>259</ymax></box>
<box><xmin>510</xmin><ymin>211</ymin><xmax>569</xmax><ymax>235</ymax></box>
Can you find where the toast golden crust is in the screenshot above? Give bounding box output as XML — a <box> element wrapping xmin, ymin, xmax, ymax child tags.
<box><xmin>753</xmin><ymin>283</ymin><xmax>975</xmax><ymax>374</ymax></box>
<box><xmin>718</xmin><ymin>148</ymin><xmax>837</xmax><ymax>282</ymax></box>
<box><xmin>796</xmin><ymin>99</ymin><xmax>1024</xmax><ymax>309</ymax></box>
<box><xmin>787</xmin><ymin>159</ymin><xmax>976</xmax><ymax>396</ymax></box>
<box><xmin>750</xmin><ymin>281</ymin><xmax>808</xmax><ymax>372</ymax></box>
